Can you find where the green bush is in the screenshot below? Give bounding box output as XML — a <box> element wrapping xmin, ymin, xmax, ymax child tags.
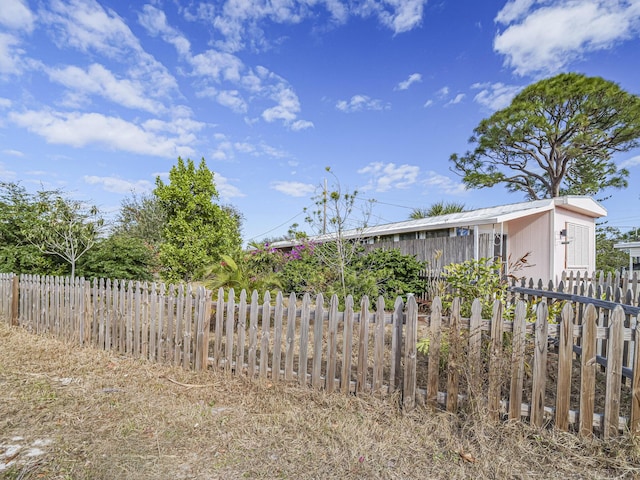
<box><xmin>441</xmin><ymin>257</ymin><xmax>506</xmax><ymax>318</ymax></box>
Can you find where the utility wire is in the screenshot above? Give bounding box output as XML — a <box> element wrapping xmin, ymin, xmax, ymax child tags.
<box><xmin>246</xmin><ymin>209</ymin><xmax>307</xmax><ymax>243</ymax></box>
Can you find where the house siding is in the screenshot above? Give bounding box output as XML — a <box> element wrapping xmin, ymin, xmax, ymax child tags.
<box><xmin>506</xmin><ymin>212</ymin><xmax>552</xmax><ymax>282</ymax></box>
<box><xmin>553</xmin><ymin>207</ymin><xmax>596</xmax><ymax>278</ymax></box>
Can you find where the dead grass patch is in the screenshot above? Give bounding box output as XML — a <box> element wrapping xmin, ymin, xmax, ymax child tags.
<box><xmin>1</xmin><ymin>321</ymin><xmax>639</xmax><ymax>479</ymax></box>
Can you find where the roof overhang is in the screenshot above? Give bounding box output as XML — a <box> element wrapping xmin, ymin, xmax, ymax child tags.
<box><xmin>614</xmin><ymin>241</ymin><xmax>640</xmax><ymax>256</ymax></box>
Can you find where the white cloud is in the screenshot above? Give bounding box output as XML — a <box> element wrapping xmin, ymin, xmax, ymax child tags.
<box><xmin>446</xmin><ymin>93</ymin><xmax>465</xmax><ymax>105</ymax></box>
<box><xmin>0</xmin><ymin>32</ymin><xmax>23</xmax><ymax>75</ymax></box>
<box><xmin>619</xmin><ymin>155</ymin><xmax>640</xmax><ymax>169</ymax></box>
<box><xmin>84</xmin><ymin>175</ymin><xmax>153</xmax><ymax>194</ymax></box>
<box><xmin>271</xmin><ymin>180</ymin><xmax>316</xmax><ymax>197</ymax></box>
<box><xmin>190</xmin><ymin>49</ymin><xmax>244</xmax><ymax>82</ymax></box>
<box><xmin>422</xmin><ymin>171</ymin><xmax>467</xmax><ymax>195</ymax></box>
<box><xmin>472</xmin><ymin>82</ymin><xmax>523</xmax><ymax>111</ymax></box>
<box><xmin>42</xmin><ymin>0</ymin><xmax>139</xmax><ymax>57</ymax></box>
<box><xmin>436</xmin><ymin>86</ymin><xmax>449</xmax><ymax>98</ymax></box>
<box><xmin>395</xmin><ymin>73</ymin><xmax>422</xmax><ymax>90</ymax></box>
<box><xmin>494</xmin><ymin>0</ymin><xmax>536</xmax><ymax>24</ymax></box>
<box><xmin>336</xmin><ymin>94</ymin><xmax>388</xmax><ymax>113</ymax></box>
<box><xmin>358</xmin><ymin>162</ymin><xmax>420</xmax><ymax>192</ymax></box>
<box><xmin>216</xmin><ymin>89</ymin><xmax>248</xmax><ymax>114</ymax></box>
<box><xmin>0</xmin><ymin>97</ymin><xmax>11</xmax><ymax>108</ymax></box>
<box><xmin>494</xmin><ymin>0</ymin><xmax>640</xmax><ymax>76</ymax></box>
<box><xmin>212</xmin><ymin>136</ymin><xmax>292</xmax><ymax>161</ymax></box>
<box><xmin>46</xmin><ymin>63</ymin><xmax>165</xmax><ymax>113</ymax></box>
<box><xmin>138</xmin><ymin>4</ymin><xmax>191</xmax><ymax>57</ymax></box>
<box><xmin>201</xmin><ymin>0</ymin><xmax>425</xmax><ymax>53</ymax></box>
<box><xmin>213</xmin><ymin>172</ymin><xmax>245</xmax><ymax>199</ymax></box>
<box><xmin>10</xmin><ymin>110</ymin><xmax>196</xmax><ymax>158</ymax></box>
<box><xmin>356</xmin><ymin>0</ymin><xmax>427</xmax><ymax>34</ymax></box>
<box><xmin>291</xmin><ymin>119</ymin><xmax>314</xmax><ymax>131</ymax></box>
<box><xmin>262</xmin><ymin>89</ymin><xmax>299</xmax><ymax>123</ymax></box>
<box><xmin>41</xmin><ymin>0</ymin><xmax>178</xmax><ymax>95</ymax></box>
<box><xmin>261</xmin><ymin>81</ymin><xmax>313</xmax><ymax>129</ymax></box>
<box><xmin>423</xmin><ymin>99</ymin><xmax>433</xmax><ymax>108</ymax></box>
<box><xmin>2</xmin><ymin>149</ymin><xmax>23</xmax><ymax>157</ymax></box>
<box><xmin>0</xmin><ymin>0</ymin><xmax>35</xmax><ymax>32</ymax></box>
<box><xmin>189</xmin><ymin>52</ymin><xmax>310</xmax><ymax>129</ymax></box>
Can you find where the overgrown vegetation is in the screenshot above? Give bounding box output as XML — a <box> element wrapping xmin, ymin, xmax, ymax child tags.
<box><xmin>2</xmin><ymin>321</ymin><xmax>640</xmax><ymax>479</ymax></box>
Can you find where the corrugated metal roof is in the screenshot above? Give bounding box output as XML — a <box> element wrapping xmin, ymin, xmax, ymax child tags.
<box><xmin>270</xmin><ymin>196</ymin><xmax>606</xmax><ymax>247</ymax></box>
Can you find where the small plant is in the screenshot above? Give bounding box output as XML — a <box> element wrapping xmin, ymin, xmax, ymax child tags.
<box><xmin>441</xmin><ymin>257</ymin><xmax>507</xmax><ymax>318</ymax></box>
<box><xmin>198</xmin><ymin>247</ymin><xmax>283</xmax><ymax>295</ymax></box>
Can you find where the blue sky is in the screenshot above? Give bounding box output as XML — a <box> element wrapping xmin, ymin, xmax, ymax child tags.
<box><xmin>1</xmin><ymin>0</ymin><xmax>639</xmax><ymax>243</ymax></box>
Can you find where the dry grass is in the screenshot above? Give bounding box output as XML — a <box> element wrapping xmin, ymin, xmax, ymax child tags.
<box><xmin>1</xmin><ymin>321</ymin><xmax>640</xmax><ymax>480</ymax></box>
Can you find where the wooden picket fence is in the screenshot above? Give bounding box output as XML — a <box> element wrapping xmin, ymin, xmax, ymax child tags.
<box><xmin>1</xmin><ymin>272</ymin><xmax>639</xmax><ymax>438</ymax></box>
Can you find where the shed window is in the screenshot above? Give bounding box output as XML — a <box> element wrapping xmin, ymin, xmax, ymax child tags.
<box><xmin>566</xmin><ymin>223</ymin><xmax>590</xmax><ymax>269</ymax></box>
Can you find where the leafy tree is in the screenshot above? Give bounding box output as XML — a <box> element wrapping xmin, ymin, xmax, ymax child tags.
<box><xmin>0</xmin><ymin>182</ymin><xmax>66</xmax><ymax>275</ymax></box>
<box><xmin>77</xmin><ymin>235</ymin><xmax>156</xmax><ymax>281</ymax></box>
<box><xmin>409</xmin><ymin>201</ymin><xmax>466</xmax><ymax>219</ymax></box>
<box><xmin>304</xmin><ymin>167</ymin><xmax>374</xmax><ymax>299</ymax></box>
<box><xmin>114</xmin><ymin>192</ymin><xmax>166</xmax><ymax>249</ymax></box>
<box><xmin>28</xmin><ymin>191</ymin><xmax>103</xmax><ymax>278</ymax></box>
<box><xmin>450</xmin><ymin>73</ymin><xmax>640</xmax><ymax>199</ymax></box>
<box><xmin>596</xmin><ymin>225</ymin><xmax>639</xmax><ymax>273</ymax></box>
<box><xmin>154</xmin><ymin>157</ymin><xmax>241</xmax><ymax>282</ymax></box>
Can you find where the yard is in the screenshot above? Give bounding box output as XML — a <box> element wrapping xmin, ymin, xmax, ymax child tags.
<box><xmin>1</xmin><ymin>321</ymin><xmax>639</xmax><ymax>479</ymax></box>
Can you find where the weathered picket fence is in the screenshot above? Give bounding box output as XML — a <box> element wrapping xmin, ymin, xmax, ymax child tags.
<box><xmin>1</xmin><ymin>272</ymin><xmax>639</xmax><ymax>438</ymax></box>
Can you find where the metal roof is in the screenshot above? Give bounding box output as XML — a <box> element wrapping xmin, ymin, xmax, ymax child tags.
<box><xmin>270</xmin><ymin>196</ymin><xmax>606</xmax><ymax>247</ymax></box>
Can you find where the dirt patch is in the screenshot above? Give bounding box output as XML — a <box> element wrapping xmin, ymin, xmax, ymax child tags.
<box><xmin>1</xmin><ymin>321</ymin><xmax>639</xmax><ymax>479</ymax></box>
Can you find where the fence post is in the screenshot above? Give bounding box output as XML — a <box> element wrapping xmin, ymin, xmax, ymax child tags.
<box><xmin>11</xmin><ymin>275</ymin><xmax>19</xmax><ymax>326</ymax></box>
<box><xmin>403</xmin><ymin>295</ymin><xmax>418</xmax><ymax>410</ymax></box>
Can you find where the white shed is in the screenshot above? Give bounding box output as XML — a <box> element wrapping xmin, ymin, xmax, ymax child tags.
<box><xmin>613</xmin><ymin>241</ymin><xmax>640</xmax><ymax>272</ymax></box>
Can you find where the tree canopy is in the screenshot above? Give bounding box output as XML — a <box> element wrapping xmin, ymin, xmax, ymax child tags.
<box><xmin>450</xmin><ymin>73</ymin><xmax>640</xmax><ymax>199</ymax></box>
<box><xmin>154</xmin><ymin>157</ymin><xmax>242</xmax><ymax>282</ymax></box>
<box><xmin>0</xmin><ymin>182</ymin><xmax>66</xmax><ymax>275</ymax></box>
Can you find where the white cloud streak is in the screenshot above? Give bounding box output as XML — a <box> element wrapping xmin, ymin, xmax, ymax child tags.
<box><xmin>9</xmin><ymin>110</ymin><xmax>197</xmax><ymax>158</ymax></box>
<box><xmin>494</xmin><ymin>0</ymin><xmax>640</xmax><ymax>76</ymax></box>
<box><xmin>619</xmin><ymin>155</ymin><xmax>640</xmax><ymax>169</ymax></box>
<box><xmin>2</xmin><ymin>149</ymin><xmax>23</xmax><ymax>157</ymax></box>
<box><xmin>138</xmin><ymin>4</ymin><xmax>191</xmax><ymax>57</ymax></box>
<box><xmin>422</xmin><ymin>171</ymin><xmax>467</xmax><ymax>195</ymax></box>
<box><xmin>271</xmin><ymin>180</ymin><xmax>316</xmax><ymax>197</ymax></box>
<box><xmin>336</xmin><ymin>95</ymin><xmax>389</xmax><ymax>113</ymax></box>
<box><xmin>202</xmin><ymin>0</ymin><xmax>427</xmax><ymax>54</ymax></box>
<box><xmin>213</xmin><ymin>172</ymin><xmax>245</xmax><ymax>199</ymax></box>
<box><xmin>84</xmin><ymin>175</ymin><xmax>153</xmax><ymax>194</ymax></box>
<box><xmin>41</xmin><ymin>0</ymin><xmax>178</xmax><ymax>95</ymax></box>
<box><xmin>358</xmin><ymin>162</ymin><xmax>420</xmax><ymax>192</ymax></box>
<box><xmin>472</xmin><ymin>82</ymin><xmax>523</xmax><ymax>111</ymax></box>
<box><xmin>395</xmin><ymin>73</ymin><xmax>422</xmax><ymax>90</ymax></box>
<box><xmin>446</xmin><ymin>93</ymin><xmax>465</xmax><ymax>106</ymax></box>
<box><xmin>46</xmin><ymin>63</ymin><xmax>165</xmax><ymax>114</ymax></box>
<box><xmin>0</xmin><ymin>0</ymin><xmax>35</xmax><ymax>32</ymax></box>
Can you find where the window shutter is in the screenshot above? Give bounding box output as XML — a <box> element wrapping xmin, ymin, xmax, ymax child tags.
<box><xmin>566</xmin><ymin>223</ymin><xmax>590</xmax><ymax>269</ymax></box>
